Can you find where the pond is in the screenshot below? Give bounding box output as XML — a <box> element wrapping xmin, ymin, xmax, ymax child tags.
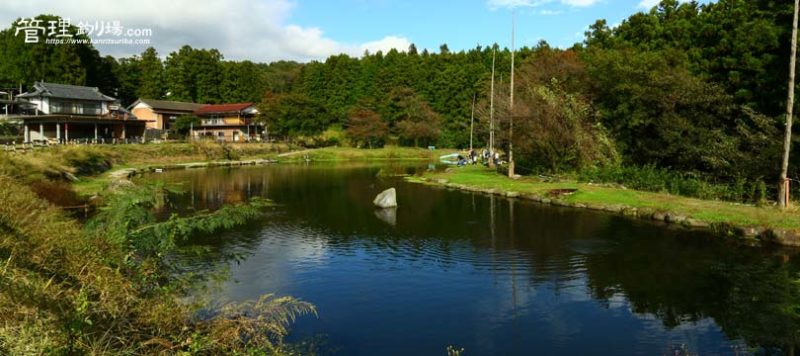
<box><xmin>146</xmin><ymin>163</ymin><xmax>800</xmax><ymax>355</ymax></box>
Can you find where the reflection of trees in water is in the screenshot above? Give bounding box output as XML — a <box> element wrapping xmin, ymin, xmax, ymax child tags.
<box><xmin>158</xmin><ymin>164</ymin><xmax>800</xmax><ymax>352</ymax></box>
<box><xmin>166</xmin><ymin>163</ymin><xmax>432</xmax><ymax>271</ymax></box>
<box><xmin>583</xmin><ymin>218</ymin><xmax>800</xmax><ymax>352</ymax></box>
<box><xmin>171</xmin><ymin>213</ymin><xmax>277</xmax><ymax>273</ymax></box>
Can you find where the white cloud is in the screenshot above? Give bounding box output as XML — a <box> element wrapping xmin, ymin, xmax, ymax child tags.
<box><xmin>358</xmin><ymin>36</ymin><xmax>412</xmax><ymax>55</ymax></box>
<box><xmin>637</xmin><ymin>0</ymin><xmax>661</xmax><ymax>8</ymax></box>
<box><xmin>560</xmin><ymin>0</ymin><xmax>600</xmax><ymax>7</ymax></box>
<box><xmin>538</xmin><ymin>9</ymin><xmax>564</xmax><ymax>15</ymax></box>
<box><xmin>637</xmin><ymin>0</ymin><xmax>692</xmax><ymax>9</ymax></box>
<box><xmin>0</xmin><ymin>0</ymin><xmax>412</xmax><ymax>62</ymax></box>
<box><xmin>487</xmin><ymin>0</ymin><xmax>598</xmax><ymax>9</ymax></box>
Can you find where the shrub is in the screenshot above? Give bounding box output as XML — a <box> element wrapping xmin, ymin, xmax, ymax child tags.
<box><xmin>191</xmin><ymin>140</ymin><xmax>241</xmax><ymax>161</ymax></box>
<box><xmin>0</xmin><ymin>175</ymin><xmax>315</xmax><ymax>354</ymax></box>
<box><xmin>60</xmin><ymin>146</ymin><xmax>116</xmax><ymax>176</ymax></box>
<box><xmin>577</xmin><ymin>165</ymin><xmax>770</xmax><ymax>203</ymax></box>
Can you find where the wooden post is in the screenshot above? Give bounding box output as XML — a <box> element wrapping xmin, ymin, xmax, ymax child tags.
<box><xmin>489</xmin><ymin>48</ymin><xmax>496</xmax><ymax>168</ymax></box>
<box><xmin>56</xmin><ymin>123</ymin><xmax>61</xmax><ymax>143</ymax></box>
<box><xmin>470</xmin><ymin>94</ymin><xmax>475</xmax><ymax>152</ymax></box>
<box><xmin>39</xmin><ymin>123</ymin><xmax>44</xmax><ymax>141</ymax></box>
<box><xmin>94</xmin><ymin>123</ymin><xmax>98</xmax><ymax>142</ymax></box>
<box><xmin>779</xmin><ymin>0</ymin><xmax>800</xmax><ymax>209</ymax></box>
<box><xmin>508</xmin><ymin>10</ymin><xmax>516</xmax><ymax>178</ymax></box>
<box><xmin>64</xmin><ymin>123</ymin><xmax>69</xmax><ymax>142</ymax></box>
<box><xmin>786</xmin><ymin>179</ymin><xmax>792</xmax><ymax>208</ymax></box>
<box><xmin>23</xmin><ymin>124</ymin><xmax>29</xmax><ymax>143</ymax></box>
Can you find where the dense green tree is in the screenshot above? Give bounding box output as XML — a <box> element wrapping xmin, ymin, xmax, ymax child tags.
<box><xmin>582</xmin><ymin>48</ymin><xmax>780</xmax><ymax>178</ymax></box>
<box><xmin>112</xmin><ymin>56</ymin><xmax>140</xmax><ymax>105</ymax></box>
<box><xmin>137</xmin><ymin>47</ymin><xmax>165</xmax><ymax>100</ymax></box>
<box><xmin>260</xmin><ymin>61</ymin><xmax>301</xmax><ymax>94</ymax></box>
<box><xmin>221</xmin><ymin>60</ymin><xmax>263</xmax><ymax>103</ymax></box>
<box><xmin>257</xmin><ymin>92</ymin><xmax>331</xmax><ymax>140</ymax></box>
<box><xmin>594</xmin><ymin>0</ymin><xmax>794</xmax><ymax>117</ymax></box>
<box><xmin>0</xmin><ymin>15</ymin><xmax>95</xmax><ymax>90</ymax></box>
<box><xmin>173</xmin><ymin>114</ymin><xmax>200</xmax><ymax>137</ymax></box>
<box><xmin>164</xmin><ymin>45</ymin><xmax>223</xmax><ymax>103</ymax></box>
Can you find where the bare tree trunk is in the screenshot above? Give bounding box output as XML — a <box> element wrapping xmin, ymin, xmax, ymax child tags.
<box><xmin>779</xmin><ymin>0</ymin><xmax>800</xmax><ymax>209</ymax></box>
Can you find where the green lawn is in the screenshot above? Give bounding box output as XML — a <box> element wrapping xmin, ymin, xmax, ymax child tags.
<box><xmin>417</xmin><ymin>166</ymin><xmax>800</xmax><ymax>231</ymax></box>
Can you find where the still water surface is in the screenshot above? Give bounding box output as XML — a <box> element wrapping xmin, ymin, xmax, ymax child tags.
<box><xmin>147</xmin><ymin>163</ymin><xmax>800</xmax><ymax>355</ymax></box>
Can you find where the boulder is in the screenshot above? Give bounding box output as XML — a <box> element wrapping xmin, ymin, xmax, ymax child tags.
<box><xmin>374</xmin><ymin>207</ymin><xmax>397</xmax><ymax>226</ymax></box>
<box><xmin>373</xmin><ymin>188</ymin><xmax>398</xmax><ymax>208</ymax></box>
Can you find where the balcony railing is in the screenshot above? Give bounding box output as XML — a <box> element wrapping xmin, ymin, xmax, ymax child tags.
<box><xmin>50</xmin><ymin>107</ymin><xmax>102</xmax><ymax>116</ymax></box>
<box><xmin>201</xmin><ymin>119</ymin><xmax>247</xmax><ymax>126</ymax></box>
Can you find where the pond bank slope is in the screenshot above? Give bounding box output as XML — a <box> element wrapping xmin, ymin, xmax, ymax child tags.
<box><xmin>408</xmin><ymin>166</ymin><xmax>800</xmax><ymax>247</ymax></box>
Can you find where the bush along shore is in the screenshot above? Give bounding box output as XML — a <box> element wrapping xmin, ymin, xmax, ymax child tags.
<box><xmin>0</xmin><ymin>142</ymin><xmax>323</xmax><ymax>354</ymax></box>
<box><xmin>409</xmin><ymin>166</ymin><xmax>800</xmax><ymax>247</ymax></box>
<box><xmin>0</xmin><ymin>142</ymin><xmax>457</xmax><ymax>353</ymax></box>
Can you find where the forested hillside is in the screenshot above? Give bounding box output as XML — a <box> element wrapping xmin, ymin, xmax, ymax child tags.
<box><xmin>1</xmin><ymin>0</ymin><xmax>798</xmax><ymax>197</ymax></box>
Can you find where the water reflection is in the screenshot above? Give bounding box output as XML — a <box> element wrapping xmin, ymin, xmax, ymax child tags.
<box><xmin>147</xmin><ymin>163</ymin><xmax>800</xmax><ymax>355</ymax></box>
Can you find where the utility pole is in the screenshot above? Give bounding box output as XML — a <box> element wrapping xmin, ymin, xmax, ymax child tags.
<box><xmin>470</xmin><ymin>93</ymin><xmax>476</xmax><ymax>151</ymax></box>
<box><xmin>489</xmin><ymin>47</ymin><xmax>496</xmax><ymax>168</ymax></box>
<box><xmin>780</xmin><ymin>0</ymin><xmax>800</xmax><ymax>209</ymax></box>
<box><xmin>508</xmin><ymin>10</ymin><xmax>516</xmax><ymax>178</ymax></box>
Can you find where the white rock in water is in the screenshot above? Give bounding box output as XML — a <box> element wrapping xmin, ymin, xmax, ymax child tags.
<box><xmin>374</xmin><ymin>207</ymin><xmax>397</xmax><ymax>226</ymax></box>
<box><xmin>373</xmin><ymin>188</ymin><xmax>398</xmax><ymax>208</ymax></box>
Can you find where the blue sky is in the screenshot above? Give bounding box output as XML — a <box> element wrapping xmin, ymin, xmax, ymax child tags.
<box><xmin>290</xmin><ymin>0</ymin><xmax>662</xmax><ymax>51</ymax></box>
<box><xmin>0</xmin><ymin>0</ymin><xmax>713</xmax><ymax>62</ymax></box>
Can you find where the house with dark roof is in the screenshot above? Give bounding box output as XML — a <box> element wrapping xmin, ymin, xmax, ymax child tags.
<box><xmin>193</xmin><ymin>102</ymin><xmax>261</xmax><ymax>142</ymax></box>
<box><xmin>128</xmin><ymin>98</ymin><xmax>206</xmax><ymax>131</ymax></box>
<box><xmin>15</xmin><ymin>82</ymin><xmax>148</xmax><ymax>143</ymax></box>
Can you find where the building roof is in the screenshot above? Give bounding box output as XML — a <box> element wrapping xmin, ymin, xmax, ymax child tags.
<box><xmin>129</xmin><ymin>98</ymin><xmax>206</xmax><ymax>113</ymax></box>
<box><xmin>195</xmin><ymin>102</ymin><xmax>255</xmax><ymax>115</ymax></box>
<box><xmin>17</xmin><ymin>82</ymin><xmax>116</xmax><ymax>102</ymax></box>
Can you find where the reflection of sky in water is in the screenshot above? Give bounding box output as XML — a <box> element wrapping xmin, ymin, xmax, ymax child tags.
<box><xmin>208</xmin><ymin>223</ymin><xmax>741</xmax><ymax>355</ymax></box>
<box><xmin>161</xmin><ymin>164</ymin><xmax>792</xmax><ymax>355</ymax></box>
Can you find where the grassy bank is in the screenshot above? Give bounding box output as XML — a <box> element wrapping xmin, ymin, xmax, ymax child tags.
<box><xmin>74</xmin><ymin>145</ymin><xmax>447</xmax><ymax>196</ymax></box>
<box><xmin>274</xmin><ymin>146</ymin><xmax>450</xmax><ymax>162</ymax></box>
<box><xmin>1</xmin><ymin>142</ymin><xmax>284</xmax><ymax>197</ymax></box>
<box><xmin>0</xmin><ymin>143</ymin><xmax>457</xmax><ymax>353</ymax></box>
<box><xmin>0</xmin><ymin>142</ymin><xmax>319</xmax><ymax>354</ymax></box>
<box><xmin>411</xmin><ymin>166</ymin><xmax>800</xmax><ymax>245</ymax></box>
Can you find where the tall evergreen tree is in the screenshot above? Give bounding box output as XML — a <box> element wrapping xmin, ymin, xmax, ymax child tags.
<box><xmin>137</xmin><ymin>47</ymin><xmax>165</xmax><ymax>100</ymax></box>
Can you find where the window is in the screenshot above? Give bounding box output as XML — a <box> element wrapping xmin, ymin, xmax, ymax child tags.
<box><xmin>83</xmin><ymin>103</ymin><xmax>100</xmax><ymax>115</ymax></box>
<box><xmin>49</xmin><ymin>100</ymin><xmax>101</xmax><ymax>115</ymax></box>
<box><xmin>202</xmin><ymin>118</ymin><xmax>225</xmax><ymax>126</ymax></box>
<box><xmin>50</xmin><ymin>100</ymin><xmax>63</xmax><ymax>113</ymax></box>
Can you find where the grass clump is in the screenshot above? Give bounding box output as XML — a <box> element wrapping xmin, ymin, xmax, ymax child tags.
<box><xmin>191</xmin><ymin>140</ymin><xmax>242</xmax><ymax>161</ymax></box>
<box><xmin>60</xmin><ymin>146</ymin><xmax>117</xmax><ymax>176</ymax></box>
<box><xmin>576</xmin><ymin>165</ymin><xmax>770</xmax><ymax>204</ymax></box>
<box><xmin>0</xmin><ymin>174</ymin><xmax>315</xmax><ymax>354</ymax></box>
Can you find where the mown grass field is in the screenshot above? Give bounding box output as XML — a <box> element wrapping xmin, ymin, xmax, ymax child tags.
<box><xmin>418</xmin><ymin>166</ymin><xmax>800</xmax><ymax>230</ymax></box>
